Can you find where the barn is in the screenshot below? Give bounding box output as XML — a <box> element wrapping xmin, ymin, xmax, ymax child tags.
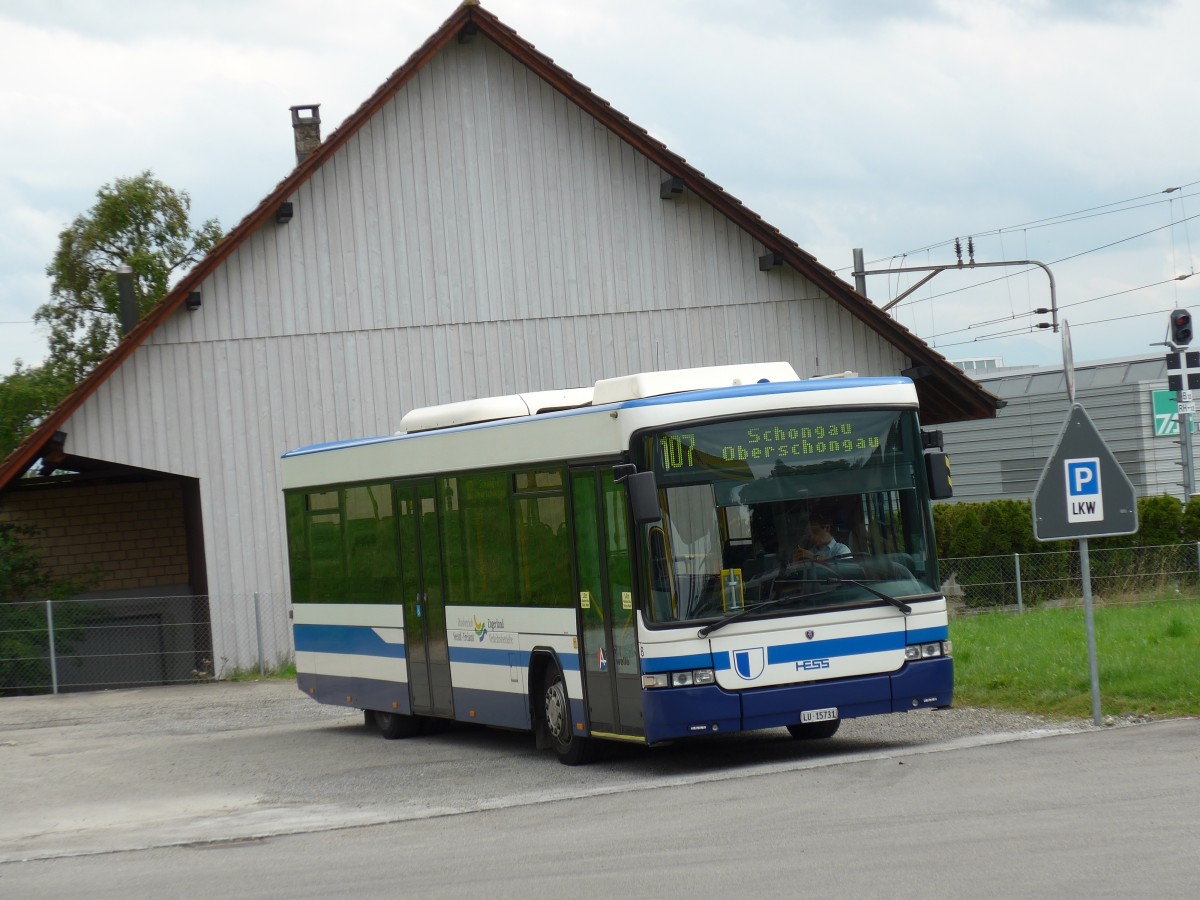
<box><xmin>0</xmin><ymin>2</ymin><xmax>997</xmax><ymax>685</ymax></box>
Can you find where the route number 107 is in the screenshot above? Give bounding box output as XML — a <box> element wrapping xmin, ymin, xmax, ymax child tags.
<box><xmin>659</xmin><ymin>434</ymin><xmax>696</xmax><ymax>471</ymax></box>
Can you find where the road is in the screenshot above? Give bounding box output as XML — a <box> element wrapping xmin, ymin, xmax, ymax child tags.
<box><xmin>1</xmin><ymin>682</ymin><xmax>1196</xmax><ymax>897</ymax></box>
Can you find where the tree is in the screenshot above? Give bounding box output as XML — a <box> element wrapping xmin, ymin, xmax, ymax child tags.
<box><xmin>37</xmin><ymin>170</ymin><xmax>222</xmax><ymax>383</ymax></box>
<box><xmin>0</xmin><ymin>172</ymin><xmax>221</xmax><ymax>460</ymax></box>
<box><xmin>0</xmin><ymin>521</ymin><xmax>98</xmax><ymax>694</ymax></box>
<box><xmin>0</xmin><ymin>362</ymin><xmax>73</xmax><ymax>459</ymax></box>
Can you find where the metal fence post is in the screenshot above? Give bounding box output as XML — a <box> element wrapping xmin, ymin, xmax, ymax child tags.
<box><xmin>254</xmin><ymin>592</ymin><xmax>265</xmax><ymax>677</ymax></box>
<box><xmin>45</xmin><ymin>599</ymin><xmax>59</xmax><ymax>695</ymax></box>
<box><xmin>1013</xmin><ymin>553</ymin><xmax>1024</xmax><ymax>615</ymax></box>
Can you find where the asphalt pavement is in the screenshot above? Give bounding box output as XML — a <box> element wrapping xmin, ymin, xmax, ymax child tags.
<box><xmin>1</xmin><ymin>682</ymin><xmax>1196</xmax><ymax>897</ymax></box>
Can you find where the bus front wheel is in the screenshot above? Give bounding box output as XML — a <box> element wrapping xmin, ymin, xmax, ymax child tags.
<box><xmin>543</xmin><ymin>671</ymin><xmax>592</xmax><ymax>765</ymax></box>
<box><xmin>371</xmin><ymin>709</ymin><xmax>422</xmax><ymax>739</ymax></box>
<box><xmin>786</xmin><ymin>719</ymin><xmax>841</xmax><ymax>740</ymax></box>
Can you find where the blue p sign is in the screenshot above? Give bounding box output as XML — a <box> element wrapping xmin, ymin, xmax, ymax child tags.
<box><xmin>1065</xmin><ymin>458</ymin><xmax>1103</xmax><ymax>523</ymax></box>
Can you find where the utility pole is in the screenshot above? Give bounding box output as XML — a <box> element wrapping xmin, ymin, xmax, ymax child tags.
<box><xmin>852</xmin><ymin>242</ymin><xmax>1059</xmax><ymax>333</ymax></box>
<box><xmin>1164</xmin><ymin>309</ymin><xmax>1197</xmax><ymax>498</ymax></box>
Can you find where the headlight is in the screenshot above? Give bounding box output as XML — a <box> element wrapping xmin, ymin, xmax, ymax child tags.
<box><xmin>905</xmin><ymin>641</ymin><xmax>951</xmax><ymax>660</ymax></box>
<box><xmin>644</xmin><ymin>669</ymin><xmax>715</xmax><ymax>689</ymax></box>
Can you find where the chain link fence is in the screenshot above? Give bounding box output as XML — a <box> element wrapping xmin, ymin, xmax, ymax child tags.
<box><xmin>6</xmin><ymin>543</ymin><xmax>1200</xmax><ymax>693</ymax></box>
<box><xmin>942</xmin><ymin>543</ymin><xmax>1200</xmax><ymax>616</ymax></box>
<box><xmin>0</xmin><ymin>592</ymin><xmax>293</xmax><ymax>696</ymax></box>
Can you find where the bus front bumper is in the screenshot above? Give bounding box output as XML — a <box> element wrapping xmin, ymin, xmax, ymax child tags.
<box><xmin>640</xmin><ymin>657</ymin><xmax>953</xmax><ymax>745</ymax></box>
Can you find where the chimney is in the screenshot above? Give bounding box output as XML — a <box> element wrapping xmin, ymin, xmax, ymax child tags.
<box><xmin>290</xmin><ymin>104</ymin><xmax>322</xmax><ymax>166</ymax></box>
<box><xmin>116</xmin><ymin>264</ymin><xmax>137</xmax><ymax>335</ymax></box>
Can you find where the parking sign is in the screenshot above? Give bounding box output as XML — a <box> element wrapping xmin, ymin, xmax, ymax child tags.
<box><xmin>1065</xmin><ymin>457</ymin><xmax>1102</xmax><ymax>523</ymax></box>
<box><xmin>1032</xmin><ymin>404</ymin><xmax>1137</xmax><ymax>541</ymax></box>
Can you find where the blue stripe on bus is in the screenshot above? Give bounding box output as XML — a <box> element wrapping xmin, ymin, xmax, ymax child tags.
<box><xmin>643</xmin><ymin>653</ymin><xmax>719</xmax><ymax>674</ymax></box>
<box><xmin>294</xmin><ymin>624</ymin><xmax>406</xmax><ymax>658</ymax></box>
<box><xmin>768</xmin><ymin>632</ymin><xmax>903</xmax><ymax>666</ymax></box>
<box><xmin>618</xmin><ymin>377</ymin><xmax>909</xmax><ymax>410</ymax></box>
<box><xmin>282</xmin><ymin>377</ymin><xmax>912</xmax><ymax>457</ymax></box>
<box><xmin>646</xmin><ymin>632</ymin><xmax>904</xmax><ymax>674</ymax></box>
<box><xmin>907</xmin><ymin>625</ymin><xmax>950</xmax><ymax>643</ymax></box>
<box><xmin>448</xmin><ymin>646</ymin><xmax>580</xmax><ymax>671</ymax></box>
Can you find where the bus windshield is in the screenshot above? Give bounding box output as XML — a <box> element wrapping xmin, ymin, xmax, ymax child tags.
<box><xmin>639</xmin><ymin>408</ymin><xmax>940</xmax><ymax>624</ymax></box>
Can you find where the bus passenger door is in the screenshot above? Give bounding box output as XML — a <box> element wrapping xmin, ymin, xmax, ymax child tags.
<box><xmin>571</xmin><ymin>468</ymin><xmax>644</xmax><ymax>739</ymax></box>
<box><xmin>396</xmin><ymin>480</ymin><xmax>454</xmax><ymax>718</ymax></box>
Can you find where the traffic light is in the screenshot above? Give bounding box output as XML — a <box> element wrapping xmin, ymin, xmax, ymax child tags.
<box><xmin>1171</xmin><ymin>309</ymin><xmax>1193</xmax><ymax>346</ymax></box>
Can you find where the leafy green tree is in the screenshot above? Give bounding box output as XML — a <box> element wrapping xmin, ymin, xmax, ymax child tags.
<box><xmin>37</xmin><ymin>170</ymin><xmax>222</xmax><ymax>382</ymax></box>
<box><xmin>0</xmin><ymin>172</ymin><xmax>221</xmax><ymax>461</ymax></box>
<box><xmin>1135</xmin><ymin>495</ymin><xmax>1183</xmax><ymax>547</ymax></box>
<box><xmin>0</xmin><ymin>522</ymin><xmax>98</xmax><ymax>694</ymax></box>
<box><xmin>0</xmin><ymin>362</ymin><xmax>74</xmax><ymax>459</ymax></box>
<box><xmin>0</xmin><ymin>521</ymin><xmax>53</xmax><ymax>601</ymax></box>
<box><xmin>1182</xmin><ymin>496</ymin><xmax>1200</xmax><ymax>543</ymax></box>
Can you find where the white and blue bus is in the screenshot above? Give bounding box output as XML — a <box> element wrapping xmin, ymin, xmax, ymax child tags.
<box><xmin>281</xmin><ymin>362</ymin><xmax>954</xmax><ymax>764</ymax></box>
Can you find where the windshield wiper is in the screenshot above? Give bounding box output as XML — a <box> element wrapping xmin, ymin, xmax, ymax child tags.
<box><xmin>794</xmin><ymin>554</ymin><xmax>914</xmax><ymax>614</ymax></box>
<box><xmin>697</xmin><ymin>587</ymin><xmax>836</xmax><ymax>638</ymax></box>
<box><xmin>811</xmin><ymin>573</ymin><xmax>912</xmax><ymax>615</ymax></box>
<box><xmin>696</xmin><ymin>571</ymin><xmax>907</xmax><ymax>643</ymax></box>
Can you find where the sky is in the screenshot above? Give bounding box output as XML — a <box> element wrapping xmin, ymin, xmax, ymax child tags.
<box><xmin>2</xmin><ymin>0</ymin><xmax>1198</xmax><ymax>373</ymax></box>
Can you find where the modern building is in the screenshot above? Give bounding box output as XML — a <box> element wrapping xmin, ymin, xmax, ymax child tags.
<box><xmin>936</xmin><ymin>353</ymin><xmax>1190</xmax><ymax>504</ymax></box>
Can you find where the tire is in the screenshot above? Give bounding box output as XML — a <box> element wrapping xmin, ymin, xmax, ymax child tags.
<box><xmin>786</xmin><ymin>718</ymin><xmax>841</xmax><ymax>740</ymax></box>
<box><xmin>371</xmin><ymin>709</ymin><xmax>422</xmax><ymax>740</ymax></box>
<box><xmin>542</xmin><ymin>670</ymin><xmax>592</xmax><ymax>765</ymax></box>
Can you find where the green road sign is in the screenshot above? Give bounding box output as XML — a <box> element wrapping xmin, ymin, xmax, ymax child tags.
<box><xmin>1152</xmin><ymin>389</ymin><xmax>1195</xmax><ymax>437</ymax></box>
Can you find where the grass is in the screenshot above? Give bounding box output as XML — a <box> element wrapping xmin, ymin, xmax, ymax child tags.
<box><xmin>225</xmin><ymin>662</ymin><xmax>296</xmax><ymax>682</ymax></box>
<box><xmin>951</xmin><ymin>599</ymin><xmax>1200</xmax><ymax>719</ymax></box>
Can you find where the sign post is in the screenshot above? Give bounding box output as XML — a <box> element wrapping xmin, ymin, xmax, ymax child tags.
<box><xmin>1166</xmin><ymin>349</ymin><xmax>1200</xmax><ymax>496</ymax></box>
<box><xmin>1032</xmin><ymin>403</ymin><xmax>1138</xmax><ymax>725</ymax></box>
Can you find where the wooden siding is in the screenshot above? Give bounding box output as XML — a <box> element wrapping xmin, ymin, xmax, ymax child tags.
<box><xmin>56</xmin><ymin>36</ymin><xmax>910</xmax><ymax>668</ymax></box>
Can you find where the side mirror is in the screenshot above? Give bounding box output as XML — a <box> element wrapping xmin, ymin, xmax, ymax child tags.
<box><xmin>925</xmin><ymin>451</ymin><xmax>953</xmax><ymax>500</ymax></box>
<box><xmin>624</xmin><ymin>470</ymin><xmax>662</xmax><ymax>524</ymax></box>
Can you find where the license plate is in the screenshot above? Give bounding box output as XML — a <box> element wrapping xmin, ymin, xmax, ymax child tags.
<box><xmin>801</xmin><ymin>707</ymin><xmax>838</xmax><ymax>723</ymax></box>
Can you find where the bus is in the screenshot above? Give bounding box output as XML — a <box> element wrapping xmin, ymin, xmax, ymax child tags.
<box><xmin>281</xmin><ymin>361</ymin><xmax>955</xmax><ymax>764</ymax></box>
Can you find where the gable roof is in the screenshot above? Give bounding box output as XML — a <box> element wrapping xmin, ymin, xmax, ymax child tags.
<box><xmin>0</xmin><ymin>0</ymin><xmax>998</xmax><ymax>490</ymax></box>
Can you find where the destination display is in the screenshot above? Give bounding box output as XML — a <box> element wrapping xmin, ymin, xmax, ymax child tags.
<box><xmin>650</xmin><ymin>411</ymin><xmax>901</xmax><ymax>481</ymax></box>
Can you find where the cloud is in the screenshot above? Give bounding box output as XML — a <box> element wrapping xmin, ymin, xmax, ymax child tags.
<box><xmin>0</xmin><ymin>0</ymin><xmax>1196</xmax><ymax>371</ymax></box>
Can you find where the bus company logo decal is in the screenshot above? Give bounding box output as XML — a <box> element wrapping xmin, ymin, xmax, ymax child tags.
<box><xmin>467</xmin><ymin>615</ymin><xmax>506</xmax><ymax>642</ymax></box>
<box><xmin>733</xmin><ymin>647</ymin><xmax>765</xmax><ymax>680</ymax></box>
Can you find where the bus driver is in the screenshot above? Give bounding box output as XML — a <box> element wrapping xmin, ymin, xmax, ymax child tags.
<box><xmin>792</xmin><ymin>509</ymin><xmax>850</xmax><ymax>562</ymax></box>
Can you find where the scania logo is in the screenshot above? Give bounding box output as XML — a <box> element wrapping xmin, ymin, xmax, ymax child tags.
<box><xmin>805</xmin><ymin>630</ymin><xmax>815</xmax><ymax>640</ymax></box>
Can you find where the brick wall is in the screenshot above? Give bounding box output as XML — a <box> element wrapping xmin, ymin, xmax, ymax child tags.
<box><xmin>0</xmin><ymin>480</ymin><xmax>190</xmax><ymax>592</ymax></box>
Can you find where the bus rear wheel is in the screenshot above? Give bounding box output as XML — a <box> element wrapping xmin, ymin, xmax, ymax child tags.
<box><xmin>786</xmin><ymin>719</ymin><xmax>841</xmax><ymax>740</ymax></box>
<box><xmin>371</xmin><ymin>709</ymin><xmax>422</xmax><ymax>739</ymax></box>
<box><xmin>543</xmin><ymin>671</ymin><xmax>592</xmax><ymax>765</ymax></box>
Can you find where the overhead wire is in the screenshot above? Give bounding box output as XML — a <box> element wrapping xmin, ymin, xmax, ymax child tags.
<box><xmin>839</xmin><ymin>180</ymin><xmax>1200</xmax><ymax>270</ymax></box>
<box><xmin>933</xmin><ymin>305</ymin><xmax>1184</xmax><ymax>351</ymax></box>
<box><xmin>923</xmin><ymin>276</ymin><xmax>1186</xmax><ymax>342</ymax></box>
<box><xmin>857</xmin><ymin>182</ymin><xmax>1200</xmax><ymax>345</ymax></box>
<box><xmin>884</xmin><ymin>208</ymin><xmax>1200</xmax><ymax>314</ymax></box>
